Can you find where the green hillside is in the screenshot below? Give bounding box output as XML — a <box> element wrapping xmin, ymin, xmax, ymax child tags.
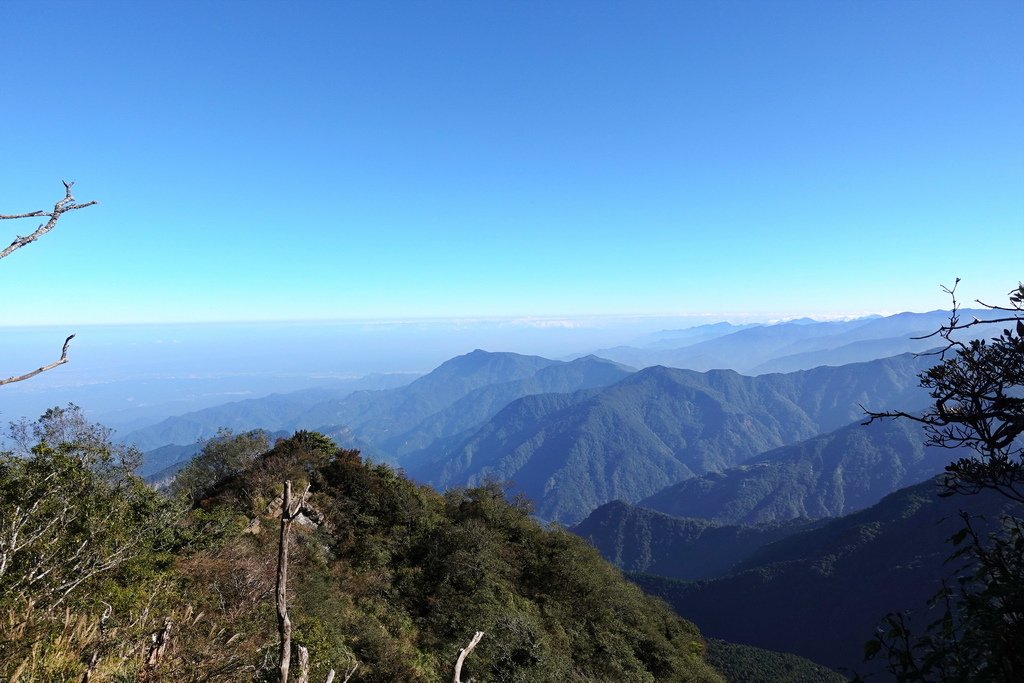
<box><xmin>704</xmin><ymin>639</ymin><xmax>847</xmax><ymax>683</ymax></box>
<box><xmin>1</xmin><ymin>418</ymin><xmax>725</xmax><ymax>682</ymax></box>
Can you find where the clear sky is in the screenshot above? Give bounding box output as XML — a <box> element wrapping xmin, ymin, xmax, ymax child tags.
<box><xmin>1</xmin><ymin>0</ymin><xmax>1021</xmax><ymax>326</ymax></box>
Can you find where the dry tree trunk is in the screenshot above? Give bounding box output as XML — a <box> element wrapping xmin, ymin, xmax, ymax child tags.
<box><xmin>143</xmin><ymin>617</ymin><xmax>173</xmax><ymax>672</ymax></box>
<box><xmin>453</xmin><ymin>631</ymin><xmax>484</xmax><ymax>683</ymax></box>
<box><xmin>275</xmin><ymin>480</ymin><xmax>353</xmax><ymax>683</ymax></box>
<box><xmin>296</xmin><ymin>645</ymin><xmax>310</xmax><ymax>683</ymax></box>
<box><xmin>277</xmin><ymin>480</ymin><xmax>310</xmax><ymax>683</ymax></box>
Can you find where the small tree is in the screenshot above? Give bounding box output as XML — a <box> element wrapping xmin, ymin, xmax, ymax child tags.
<box><xmin>172</xmin><ymin>428</ymin><xmax>271</xmax><ymax>502</ymax></box>
<box><xmin>860</xmin><ymin>281</ymin><xmax>1024</xmax><ymax>681</ymax></box>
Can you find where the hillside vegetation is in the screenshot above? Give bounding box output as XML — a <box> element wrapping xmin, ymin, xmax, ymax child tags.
<box><xmin>1</xmin><ymin>411</ymin><xmax>724</xmax><ymax>682</ymax></box>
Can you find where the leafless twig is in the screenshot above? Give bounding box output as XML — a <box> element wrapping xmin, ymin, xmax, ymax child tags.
<box><xmin>1</xmin><ymin>180</ymin><xmax>97</xmax><ymax>260</ymax></box>
<box><xmin>0</xmin><ymin>334</ymin><xmax>75</xmax><ymax>386</ymax></box>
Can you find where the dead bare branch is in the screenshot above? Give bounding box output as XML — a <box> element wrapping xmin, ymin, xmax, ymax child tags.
<box><xmin>1</xmin><ymin>180</ymin><xmax>97</xmax><ymax>261</ymax></box>
<box><xmin>296</xmin><ymin>645</ymin><xmax>310</xmax><ymax>683</ymax></box>
<box><xmin>0</xmin><ymin>334</ymin><xmax>75</xmax><ymax>386</ymax></box>
<box><xmin>2</xmin><ymin>181</ymin><xmax>96</xmax><ymax>387</ymax></box>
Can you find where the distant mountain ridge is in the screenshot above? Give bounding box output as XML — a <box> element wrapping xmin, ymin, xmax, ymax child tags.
<box><xmin>407</xmin><ymin>353</ymin><xmax>933</xmax><ymax>523</ymax></box>
<box><xmin>128</xmin><ymin>373</ymin><xmax>418</xmax><ymax>464</ymax></box>
<box><xmin>134</xmin><ymin>351</ymin><xmax>634</xmax><ymax>474</ymax></box>
<box><xmin>591</xmin><ymin>309</ymin><xmax>996</xmax><ymax>374</ymax></box>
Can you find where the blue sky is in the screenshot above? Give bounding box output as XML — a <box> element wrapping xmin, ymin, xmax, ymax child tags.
<box><xmin>2</xmin><ymin>0</ymin><xmax>1021</xmax><ymax>326</ymax></box>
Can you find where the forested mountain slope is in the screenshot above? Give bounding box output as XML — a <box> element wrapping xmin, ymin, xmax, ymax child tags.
<box><xmin>572</xmin><ymin>500</ymin><xmax>820</xmax><ymax>580</ymax></box>
<box><xmin>639</xmin><ymin>418</ymin><xmax>959</xmax><ymax>524</ymax></box>
<box><xmin>409</xmin><ymin>354</ymin><xmax>932</xmax><ymax>522</ymax></box>
<box><xmin>632</xmin><ymin>477</ymin><xmax>1023</xmax><ymax>675</ymax></box>
<box><xmin>2</xmin><ymin>424</ymin><xmax>729</xmax><ymax>682</ymax></box>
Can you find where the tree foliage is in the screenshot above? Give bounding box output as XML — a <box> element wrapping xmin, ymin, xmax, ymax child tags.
<box><xmin>0</xmin><ymin>406</ymin><xmax>179</xmax><ymax>678</ymax></box>
<box><xmin>171</xmin><ymin>427</ymin><xmax>270</xmax><ymax>502</ymax></box>
<box><xmin>866</xmin><ymin>281</ymin><xmax>1024</xmax><ymax>502</ymax></box>
<box><xmin>860</xmin><ymin>281</ymin><xmax>1024</xmax><ymax>682</ymax></box>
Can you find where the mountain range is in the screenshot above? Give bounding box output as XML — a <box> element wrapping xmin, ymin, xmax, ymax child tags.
<box><xmin>406</xmin><ymin>353</ymin><xmax>933</xmax><ymax>522</ymax></box>
<box><xmin>590</xmin><ymin>309</ymin><xmax>993</xmax><ymax>374</ymax></box>
<box><xmin>132</xmin><ymin>352</ymin><xmax>634</xmax><ymax>474</ymax></box>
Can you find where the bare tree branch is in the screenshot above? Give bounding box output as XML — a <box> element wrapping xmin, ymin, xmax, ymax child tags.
<box><xmin>2</xmin><ymin>181</ymin><xmax>96</xmax><ymax>387</ymax></box>
<box><xmin>1</xmin><ymin>180</ymin><xmax>97</xmax><ymax>260</ymax></box>
<box><xmin>864</xmin><ymin>279</ymin><xmax>1024</xmax><ymax>503</ymax></box>
<box><xmin>0</xmin><ymin>334</ymin><xmax>75</xmax><ymax>386</ymax></box>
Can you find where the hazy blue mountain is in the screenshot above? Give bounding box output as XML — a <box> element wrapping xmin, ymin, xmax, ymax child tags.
<box><xmin>635</xmin><ymin>322</ymin><xmax>762</xmax><ymax>350</ymax></box>
<box><xmin>125</xmin><ymin>373</ymin><xmax>417</xmax><ymax>454</ymax></box>
<box><xmin>638</xmin><ymin>418</ymin><xmax>959</xmax><ymax>524</ymax></box>
<box><xmin>133</xmin><ymin>351</ymin><xmax>633</xmax><ymax>475</ymax></box>
<box><xmin>294</xmin><ymin>350</ymin><xmax>560</xmax><ymax>448</ymax></box>
<box><xmin>409</xmin><ymin>353</ymin><xmax>932</xmax><ymax>523</ymax></box>
<box><xmin>632</xmin><ymin>477</ymin><xmax>1023</xmax><ymax>674</ymax></box>
<box><xmin>571</xmin><ymin>500</ymin><xmax>819</xmax><ymax>580</ymax></box>
<box><xmin>590</xmin><ymin>309</ymin><xmax>995</xmax><ymax>374</ymax></box>
<box><xmin>140</xmin><ymin>443</ymin><xmax>202</xmax><ymax>480</ymax></box>
<box><xmin>747</xmin><ymin>335</ymin><xmax>939</xmax><ymax>375</ymax></box>
<box><xmin>592</xmin><ymin>318</ymin><xmax>873</xmax><ymax>371</ymax></box>
<box><xmin>382</xmin><ymin>354</ymin><xmax>634</xmax><ymax>456</ymax></box>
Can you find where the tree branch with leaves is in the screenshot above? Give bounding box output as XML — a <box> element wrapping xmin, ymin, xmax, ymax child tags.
<box><xmin>864</xmin><ymin>280</ymin><xmax>1024</xmax><ymax>502</ymax></box>
<box><xmin>859</xmin><ymin>279</ymin><xmax>1024</xmax><ymax>681</ymax></box>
